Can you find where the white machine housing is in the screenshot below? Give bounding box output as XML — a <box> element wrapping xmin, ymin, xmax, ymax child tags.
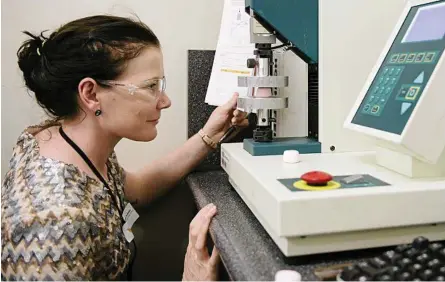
<box><xmin>222</xmin><ymin>0</ymin><xmax>445</xmax><ymax>256</ymax></box>
<box><xmin>344</xmin><ymin>0</ymin><xmax>445</xmax><ymax>177</ymax></box>
<box><xmin>221</xmin><ymin>144</ymin><xmax>445</xmax><ymax>256</ymax></box>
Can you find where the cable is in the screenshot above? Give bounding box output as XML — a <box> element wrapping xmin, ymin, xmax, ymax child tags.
<box><xmin>270</xmin><ymin>43</ymin><xmax>288</xmax><ymax>50</ymax></box>
<box><xmin>257</xmin><ymin>43</ymin><xmax>292</xmax><ymax>51</ymax></box>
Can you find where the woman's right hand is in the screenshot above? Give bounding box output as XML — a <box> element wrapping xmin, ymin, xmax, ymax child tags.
<box><xmin>182</xmin><ymin>203</ymin><xmax>220</xmax><ymax>281</ymax></box>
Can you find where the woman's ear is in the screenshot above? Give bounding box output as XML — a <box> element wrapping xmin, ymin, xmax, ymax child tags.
<box><xmin>78</xmin><ymin>77</ymin><xmax>100</xmax><ymax>113</ymax></box>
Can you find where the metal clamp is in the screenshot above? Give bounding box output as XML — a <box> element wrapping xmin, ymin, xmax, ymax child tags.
<box><xmin>237</xmin><ymin>97</ymin><xmax>288</xmax><ymax>112</ymax></box>
<box><xmin>238</xmin><ymin>76</ymin><xmax>289</xmax><ymax>88</ymax></box>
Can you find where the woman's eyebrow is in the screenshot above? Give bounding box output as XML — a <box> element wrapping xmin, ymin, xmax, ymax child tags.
<box><xmin>143</xmin><ymin>76</ymin><xmax>164</xmax><ymax>82</ymax></box>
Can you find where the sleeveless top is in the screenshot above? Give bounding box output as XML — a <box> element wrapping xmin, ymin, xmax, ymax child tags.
<box><xmin>1</xmin><ymin>122</ymin><xmax>131</xmax><ymax>280</ymax></box>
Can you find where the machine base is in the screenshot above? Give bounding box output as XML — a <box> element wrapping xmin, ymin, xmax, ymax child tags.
<box><xmin>226</xmin><ymin>182</ymin><xmax>445</xmax><ymax>256</ymax></box>
<box><xmin>243</xmin><ymin>137</ymin><xmax>321</xmax><ymax>156</ymax></box>
<box><xmin>221</xmin><ymin>143</ymin><xmax>445</xmax><ymax>256</ymax></box>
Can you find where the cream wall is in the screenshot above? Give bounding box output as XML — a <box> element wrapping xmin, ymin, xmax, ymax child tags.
<box><xmin>1</xmin><ymin>0</ymin><xmax>224</xmax><ymax>176</ymax></box>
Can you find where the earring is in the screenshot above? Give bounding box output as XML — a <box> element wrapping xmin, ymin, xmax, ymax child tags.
<box><xmin>95</xmin><ymin>109</ymin><xmax>102</xmax><ymax>116</ymax></box>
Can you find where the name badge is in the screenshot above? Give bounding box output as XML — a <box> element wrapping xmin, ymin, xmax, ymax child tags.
<box><xmin>122</xmin><ymin>203</ymin><xmax>139</xmax><ymax>243</ymax></box>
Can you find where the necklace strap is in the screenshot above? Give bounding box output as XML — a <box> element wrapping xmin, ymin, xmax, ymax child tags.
<box><xmin>58</xmin><ymin>127</ymin><xmax>123</xmax><ymax>214</ymax></box>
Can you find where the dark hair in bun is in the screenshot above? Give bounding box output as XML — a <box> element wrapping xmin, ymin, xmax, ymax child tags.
<box><xmin>17</xmin><ymin>15</ymin><xmax>160</xmax><ymax>118</ymax></box>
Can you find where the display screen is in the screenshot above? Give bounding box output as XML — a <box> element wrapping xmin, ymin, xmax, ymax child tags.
<box><xmin>402</xmin><ymin>2</ymin><xmax>445</xmax><ymax>43</ymax></box>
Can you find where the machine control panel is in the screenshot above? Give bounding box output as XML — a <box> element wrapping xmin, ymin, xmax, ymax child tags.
<box><xmin>278</xmin><ymin>173</ymin><xmax>390</xmax><ymax>192</ymax></box>
<box><xmin>352</xmin><ymin>1</ymin><xmax>445</xmax><ymax>135</ymax></box>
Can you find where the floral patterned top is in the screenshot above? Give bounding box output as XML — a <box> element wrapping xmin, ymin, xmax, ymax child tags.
<box><xmin>1</xmin><ymin>122</ymin><xmax>131</xmax><ymax>280</ymax></box>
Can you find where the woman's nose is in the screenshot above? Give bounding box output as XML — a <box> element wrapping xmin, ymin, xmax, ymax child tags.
<box><xmin>158</xmin><ymin>92</ymin><xmax>171</xmax><ymax>109</ymax></box>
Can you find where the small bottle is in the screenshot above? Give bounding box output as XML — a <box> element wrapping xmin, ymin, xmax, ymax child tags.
<box><xmin>275</xmin><ymin>270</ymin><xmax>302</xmax><ymax>281</ymax></box>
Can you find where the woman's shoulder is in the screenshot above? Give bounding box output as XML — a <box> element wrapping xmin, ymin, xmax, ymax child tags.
<box><xmin>6</xmin><ymin>119</ymin><xmax>61</xmax><ymax>165</ymax></box>
<box><xmin>2</xmin><ymin>122</ymin><xmax>101</xmax><ymax>216</ymax></box>
<box><xmin>1</xmin><ymin>148</ymin><xmax>101</xmax><ymax>226</ymax></box>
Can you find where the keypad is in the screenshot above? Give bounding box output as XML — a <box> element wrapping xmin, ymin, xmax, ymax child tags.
<box><xmin>362</xmin><ymin>66</ymin><xmax>404</xmax><ymax>116</ymax></box>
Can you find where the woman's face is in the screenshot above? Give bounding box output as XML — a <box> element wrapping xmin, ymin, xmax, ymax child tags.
<box><xmin>97</xmin><ymin>47</ymin><xmax>171</xmax><ymax>142</ymax></box>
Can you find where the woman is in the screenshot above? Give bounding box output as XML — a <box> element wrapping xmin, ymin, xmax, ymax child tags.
<box><xmin>1</xmin><ymin>15</ymin><xmax>247</xmax><ymax>281</ymax></box>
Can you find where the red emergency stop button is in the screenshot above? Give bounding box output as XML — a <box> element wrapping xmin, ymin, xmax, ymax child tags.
<box><xmin>301</xmin><ymin>171</ymin><xmax>333</xmax><ymax>186</ymax></box>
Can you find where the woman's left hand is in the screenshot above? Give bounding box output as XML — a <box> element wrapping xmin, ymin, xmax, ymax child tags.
<box><xmin>183</xmin><ymin>203</ymin><xmax>220</xmax><ymax>281</ymax></box>
<box><xmin>202</xmin><ymin>93</ymin><xmax>249</xmax><ymax>142</ymax></box>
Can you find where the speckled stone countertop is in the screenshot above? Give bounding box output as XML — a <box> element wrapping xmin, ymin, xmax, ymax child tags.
<box><xmin>186</xmin><ymin>170</ymin><xmax>388</xmax><ymax>281</ymax></box>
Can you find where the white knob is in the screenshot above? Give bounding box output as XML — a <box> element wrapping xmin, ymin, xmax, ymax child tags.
<box><xmin>275</xmin><ymin>270</ymin><xmax>302</xmax><ymax>281</ymax></box>
<box><xmin>283</xmin><ymin>150</ymin><xmax>300</xmax><ymax>164</ymax></box>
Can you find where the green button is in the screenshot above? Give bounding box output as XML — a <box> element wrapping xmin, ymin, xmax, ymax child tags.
<box><xmin>405</xmin><ymin>86</ymin><xmax>420</xmax><ymax>100</ymax></box>
<box><xmin>396</xmin><ymin>85</ymin><xmax>410</xmax><ymax>100</ymax></box>
<box><xmin>377</xmin><ymin>77</ymin><xmax>384</xmax><ymax>85</ymax></box>
<box><xmin>390</xmin><ymin>77</ymin><xmax>397</xmax><ymax>86</ymax></box>
<box><xmin>406</xmin><ymin>53</ymin><xmax>416</xmax><ymax>63</ymax></box>
<box><xmin>364</xmin><ymin>104</ymin><xmax>371</xmax><ymax>112</ymax></box>
<box><xmin>415</xmin><ymin>53</ymin><xmax>425</xmax><ymax>63</ymax></box>
<box><xmin>394</xmin><ymin>67</ymin><xmax>403</xmax><ymax>76</ymax></box>
<box><xmin>390</xmin><ymin>54</ymin><xmax>399</xmax><ymax>63</ymax></box>
<box><xmin>424</xmin><ymin>52</ymin><xmax>436</xmax><ymax>63</ymax></box>
<box><xmin>398</xmin><ymin>53</ymin><xmax>408</xmax><ymax>63</ymax></box>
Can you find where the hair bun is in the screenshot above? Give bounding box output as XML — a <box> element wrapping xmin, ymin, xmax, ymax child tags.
<box><xmin>17</xmin><ymin>31</ymin><xmax>46</xmax><ymax>77</ymax></box>
<box><xmin>17</xmin><ymin>31</ymin><xmax>46</xmax><ymax>100</ymax></box>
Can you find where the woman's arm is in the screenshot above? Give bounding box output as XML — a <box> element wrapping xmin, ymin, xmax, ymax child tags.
<box><xmin>124</xmin><ymin>94</ymin><xmax>248</xmax><ymax>205</ymax></box>
<box><xmin>124</xmin><ymin>132</ymin><xmax>213</xmax><ymax>204</ymax></box>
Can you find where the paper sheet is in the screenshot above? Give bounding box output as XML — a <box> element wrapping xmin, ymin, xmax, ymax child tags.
<box><xmin>205</xmin><ymin>0</ymin><xmax>255</xmax><ymax>106</ymax></box>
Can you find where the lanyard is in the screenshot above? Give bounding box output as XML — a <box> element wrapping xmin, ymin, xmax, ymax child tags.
<box><xmin>58</xmin><ymin>126</ymin><xmax>135</xmax><ymax>280</ymax></box>
<box><xmin>59</xmin><ymin>127</ymin><xmax>123</xmax><ymax>214</ymax></box>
